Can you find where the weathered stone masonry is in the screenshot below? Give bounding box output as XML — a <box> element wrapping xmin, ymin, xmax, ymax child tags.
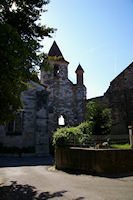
<box><xmin>0</xmin><ymin>82</ymin><xmax>49</xmax><ymax>156</ymax></box>
<box><xmin>41</xmin><ymin>41</ymin><xmax>86</xmax><ymax>139</ymax></box>
<box><xmin>0</xmin><ymin>41</ymin><xmax>132</xmax><ymax>155</ymax></box>
<box><xmin>0</xmin><ymin>41</ymin><xmax>86</xmax><ymax>155</ymax></box>
<box><xmin>88</xmin><ymin>62</ymin><xmax>133</xmax><ymax>135</ymax></box>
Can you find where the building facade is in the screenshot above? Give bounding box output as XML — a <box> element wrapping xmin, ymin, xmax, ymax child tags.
<box><xmin>41</xmin><ymin>41</ymin><xmax>86</xmax><ymax>139</ymax></box>
<box><xmin>0</xmin><ymin>82</ymin><xmax>49</xmax><ymax>156</ymax></box>
<box><xmin>0</xmin><ymin>41</ymin><xmax>86</xmax><ymax>155</ymax></box>
<box><xmin>88</xmin><ymin>62</ymin><xmax>133</xmax><ymax>135</ymax></box>
<box><xmin>0</xmin><ymin>41</ymin><xmax>132</xmax><ymax>155</ymax></box>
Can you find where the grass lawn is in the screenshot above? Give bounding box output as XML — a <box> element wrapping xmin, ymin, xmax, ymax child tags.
<box><xmin>110</xmin><ymin>143</ymin><xmax>131</xmax><ymax>149</ymax></box>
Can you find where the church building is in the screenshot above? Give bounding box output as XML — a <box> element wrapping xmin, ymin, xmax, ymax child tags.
<box><xmin>0</xmin><ymin>41</ymin><xmax>86</xmax><ymax>156</ymax></box>
<box><xmin>0</xmin><ymin>41</ymin><xmax>132</xmax><ymax>156</ymax></box>
<box><xmin>41</xmin><ymin>41</ymin><xmax>86</xmax><ymax>139</ymax></box>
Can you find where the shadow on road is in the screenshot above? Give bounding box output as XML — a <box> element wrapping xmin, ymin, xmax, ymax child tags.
<box><xmin>0</xmin><ymin>157</ymin><xmax>54</xmax><ymax>168</ymax></box>
<box><xmin>0</xmin><ymin>181</ymin><xmax>67</xmax><ymax>200</ymax></box>
<box><xmin>0</xmin><ymin>181</ymin><xmax>84</xmax><ymax>200</ymax></box>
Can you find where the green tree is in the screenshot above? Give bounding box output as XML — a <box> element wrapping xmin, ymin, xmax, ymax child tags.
<box><xmin>86</xmin><ymin>101</ymin><xmax>112</xmax><ymax>135</ymax></box>
<box><xmin>0</xmin><ymin>0</ymin><xmax>54</xmax><ymax>125</ymax></box>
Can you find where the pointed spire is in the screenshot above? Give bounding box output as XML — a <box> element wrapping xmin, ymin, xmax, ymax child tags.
<box><xmin>48</xmin><ymin>41</ymin><xmax>69</xmax><ymax>63</ymax></box>
<box><xmin>48</xmin><ymin>41</ymin><xmax>63</xmax><ymax>57</ymax></box>
<box><xmin>75</xmin><ymin>64</ymin><xmax>84</xmax><ymax>73</ymax></box>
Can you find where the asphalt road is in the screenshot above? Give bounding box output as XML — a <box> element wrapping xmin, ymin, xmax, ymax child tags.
<box><xmin>0</xmin><ymin>157</ymin><xmax>133</xmax><ymax>200</ymax></box>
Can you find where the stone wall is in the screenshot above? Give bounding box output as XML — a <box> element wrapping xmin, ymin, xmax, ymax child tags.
<box><xmin>41</xmin><ymin>60</ymin><xmax>86</xmax><ymax>139</ymax></box>
<box><xmin>56</xmin><ymin>147</ymin><xmax>133</xmax><ymax>175</ymax></box>
<box><xmin>0</xmin><ymin>81</ymin><xmax>49</xmax><ymax>156</ymax></box>
<box><xmin>87</xmin><ymin>62</ymin><xmax>133</xmax><ymax>135</ymax></box>
<box><xmin>103</xmin><ymin>63</ymin><xmax>133</xmax><ymax>135</ymax></box>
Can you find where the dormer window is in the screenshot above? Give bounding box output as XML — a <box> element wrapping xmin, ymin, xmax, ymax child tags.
<box><xmin>54</xmin><ymin>64</ymin><xmax>60</xmax><ymax>77</ymax></box>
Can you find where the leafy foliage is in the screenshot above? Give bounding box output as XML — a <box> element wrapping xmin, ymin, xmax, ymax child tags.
<box><xmin>53</xmin><ymin>102</ymin><xmax>112</xmax><ymax>147</ymax></box>
<box><xmin>53</xmin><ymin>122</ymin><xmax>92</xmax><ymax>147</ymax></box>
<box><xmin>86</xmin><ymin>101</ymin><xmax>112</xmax><ymax>135</ymax></box>
<box><xmin>0</xmin><ymin>0</ymin><xmax>54</xmax><ymax>124</ymax></box>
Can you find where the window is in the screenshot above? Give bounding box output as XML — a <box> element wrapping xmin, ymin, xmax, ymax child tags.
<box><xmin>54</xmin><ymin>64</ymin><xmax>60</xmax><ymax>77</ymax></box>
<box><xmin>58</xmin><ymin>115</ymin><xmax>65</xmax><ymax>126</ymax></box>
<box><xmin>6</xmin><ymin>111</ymin><xmax>24</xmax><ymax>135</ymax></box>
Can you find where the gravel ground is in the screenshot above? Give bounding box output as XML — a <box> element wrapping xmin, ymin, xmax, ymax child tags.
<box><xmin>0</xmin><ymin>157</ymin><xmax>133</xmax><ymax>200</ymax></box>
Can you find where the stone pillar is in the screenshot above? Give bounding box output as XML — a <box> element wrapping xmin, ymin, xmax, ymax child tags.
<box><xmin>128</xmin><ymin>125</ymin><xmax>133</xmax><ymax>149</ymax></box>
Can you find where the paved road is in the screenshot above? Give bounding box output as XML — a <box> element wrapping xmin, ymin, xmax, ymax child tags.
<box><xmin>0</xmin><ymin>157</ymin><xmax>133</xmax><ymax>200</ymax></box>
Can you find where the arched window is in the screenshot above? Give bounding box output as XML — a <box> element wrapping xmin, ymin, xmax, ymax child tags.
<box><xmin>58</xmin><ymin>115</ymin><xmax>65</xmax><ymax>126</ymax></box>
<box><xmin>54</xmin><ymin>64</ymin><xmax>59</xmax><ymax>77</ymax></box>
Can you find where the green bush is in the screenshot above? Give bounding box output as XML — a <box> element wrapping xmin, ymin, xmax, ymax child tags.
<box><xmin>86</xmin><ymin>101</ymin><xmax>112</xmax><ymax>135</ymax></box>
<box><xmin>53</xmin><ymin>122</ymin><xmax>92</xmax><ymax>147</ymax></box>
<box><xmin>53</xmin><ymin>102</ymin><xmax>112</xmax><ymax>147</ymax></box>
<box><xmin>53</xmin><ymin>127</ymin><xmax>71</xmax><ymax>146</ymax></box>
<box><xmin>77</xmin><ymin>121</ymin><xmax>93</xmax><ymax>135</ymax></box>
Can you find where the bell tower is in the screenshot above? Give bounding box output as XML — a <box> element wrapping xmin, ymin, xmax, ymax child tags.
<box><xmin>41</xmin><ymin>41</ymin><xmax>69</xmax><ymax>85</ymax></box>
<box><xmin>40</xmin><ymin>41</ymin><xmax>86</xmax><ymax>141</ymax></box>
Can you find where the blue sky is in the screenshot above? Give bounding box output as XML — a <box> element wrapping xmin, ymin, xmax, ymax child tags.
<box><xmin>41</xmin><ymin>0</ymin><xmax>133</xmax><ymax>99</ymax></box>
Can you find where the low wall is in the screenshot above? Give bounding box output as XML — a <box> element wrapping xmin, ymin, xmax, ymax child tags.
<box><xmin>55</xmin><ymin>147</ymin><xmax>133</xmax><ymax>175</ymax></box>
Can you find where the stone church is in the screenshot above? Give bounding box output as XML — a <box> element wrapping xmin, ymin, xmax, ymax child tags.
<box><xmin>0</xmin><ymin>41</ymin><xmax>132</xmax><ymax>156</ymax></box>
<box><xmin>0</xmin><ymin>41</ymin><xmax>86</xmax><ymax>156</ymax></box>
<box><xmin>41</xmin><ymin>41</ymin><xmax>86</xmax><ymax>139</ymax></box>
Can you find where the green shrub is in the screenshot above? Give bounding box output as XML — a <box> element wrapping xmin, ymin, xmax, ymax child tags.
<box><xmin>53</xmin><ymin>102</ymin><xmax>112</xmax><ymax>147</ymax></box>
<box><xmin>77</xmin><ymin>121</ymin><xmax>93</xmax><ymax>135</ymax></box>
<box><xmin>86</xmin><ymin>101</ymin><xmax>112</xmax><ymax>135</ymax></box>
<box><xmin>53</xmin><ymin>122</ymin><xmax>92</xmax><ymax>147</ymax></box>
<box><xmin>53</xmin><ymin>126</ymin><xmax>76</xmax><ymax>146</ymax></box>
